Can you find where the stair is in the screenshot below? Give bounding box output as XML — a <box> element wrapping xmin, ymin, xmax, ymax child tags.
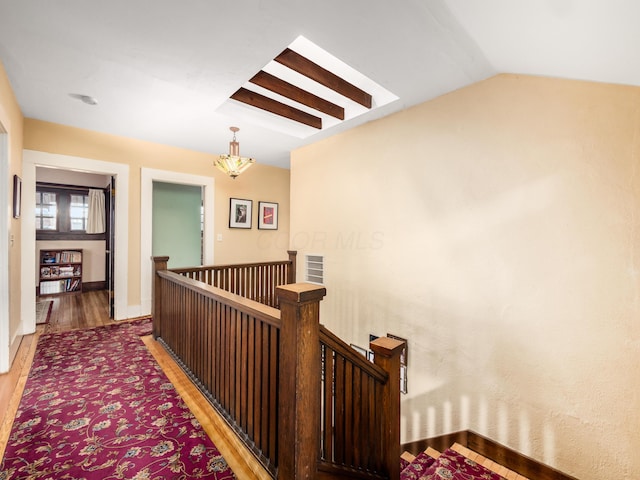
<box><xmin>401</xmin><ymin>442</ymin><xmax>530</xmax><ymax>480</ymax></box>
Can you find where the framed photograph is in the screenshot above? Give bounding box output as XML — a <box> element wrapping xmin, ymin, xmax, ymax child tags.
<box><xmin>387</xmin><ymin>333</ymin><xmax>408</xmax><ymax>394</ymax></box>
<box><xmin>350</xmin><ymin>343</ymin><xmax>367</xmax><ymax>357</ymax></box>
<box><xmin>13</xmin><ymin>175</ymin><xmax>21</xmax><ymax>219</ymax></box>
<box><xmin>229</xmin><ymin>198</ymin><xmax>252</xmax><ymax>229</ymax></box>
<box><xmin>400</xmin><ymin>365</ymin><xmax>408</xmax><ymax>394</ymax></box>
<box><xmin>258</xmin><ymin>201</ymin><xmax>278</xmax><ymax>230</ymax></box>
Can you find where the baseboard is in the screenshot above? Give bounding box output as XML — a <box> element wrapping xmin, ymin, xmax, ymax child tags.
<box><xmin>466</xmin><ymin>431</ymin><xmax>579</xmax><ymax>480</ymax></box>
<box><xmin>83</xmin><ymin>281</ymin><xmax>106</xmax><ymax>292</ymax></box>
<box><xmin>402</xmin><ymin>430</ymin><xmax>580</xmax><ymax>480</ymax></box>
<box><xmin>402</xmin><ymin>430</ymin><xmax>468</xmax><ymax>455</ymax></box>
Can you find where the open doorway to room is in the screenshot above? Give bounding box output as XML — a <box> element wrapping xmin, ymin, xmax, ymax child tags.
<box><xmin>35</xmin><ymin>167</ymin><xmax>112</xmax><ymax>302</ymax></box>
<box><xmin>139</xmin><ymin>168</ymin><xmax>214</xmax><ymax>317</ymax></box>
<box><xmin>152</xmin><ymin>181</ymin><xmax>203</xmax><ymax>269</ymax></box>
<box><xmin>21</xmin><ymin>150</ymin><xmax>130</xmax><ymax>330</ymax></box>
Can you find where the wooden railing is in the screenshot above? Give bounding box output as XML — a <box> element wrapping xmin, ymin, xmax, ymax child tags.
<box><xmin>318</xmin><ymin>328</ymin><xmax>403</xmax><ymax>480</ymax></box>
<box><xmin>169</xmin><ymin>251</ymin><xmax>297</xmax><ymax>308</ymax></box>
<box><xmin>152</xmin><ymin>256</ymin><xmax>403</xmax><ymax>480</ymax></box>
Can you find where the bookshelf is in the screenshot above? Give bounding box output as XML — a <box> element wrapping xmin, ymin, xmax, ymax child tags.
<box><xmin>39</xmin><ymin>249</ymin><xmax>83</xmax><ymax>295</ymax></box>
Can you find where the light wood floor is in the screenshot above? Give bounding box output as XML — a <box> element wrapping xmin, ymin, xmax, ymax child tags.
<box><xmin>0</xmin><ymin>290</ymin><xmax>269</xmax><ymax>480</ymax></box>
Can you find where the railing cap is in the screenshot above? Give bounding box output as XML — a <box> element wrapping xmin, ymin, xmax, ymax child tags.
<box><xmin>277</xmin><ymin>283</ymin><xmax>326</xmax><ymax>304</ymax></box>
<box><xmin>370</xmin><ymin>337</ymin><xmax>405</xmax><ymax>357</ymax></box>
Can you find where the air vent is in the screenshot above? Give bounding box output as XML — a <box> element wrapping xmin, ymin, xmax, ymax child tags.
<box><xmin>305</xmin><ymin>254</ymin><xmax>324</xmax><ymax>285</ymax></box>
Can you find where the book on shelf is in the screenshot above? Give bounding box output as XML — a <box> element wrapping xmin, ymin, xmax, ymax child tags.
<box><xmin>38</xmin><ymin>249</ymin><xmax>83</xmax><ymax>295</ymax></box>
<box><xmin>41</xmin><ymin>250</ymin><xmax>82</xmax><ymax>264</ymax></box>
<box><xmin>40</xmin><ymin>280</ymin><xmax>63</xmax><ymax>295</ymax></box>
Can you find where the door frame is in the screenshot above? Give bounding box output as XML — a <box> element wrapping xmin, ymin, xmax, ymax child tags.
<box><xmin>0</xmin><ymin>126</ymin><xmax>9</xmax><ymax>372</ymax></box>
<box><xmin>21</xmin><ymin>150</ymin><xmax>130</xmax><ymax>326</ymax></box>
<box><xmin>140</xmin><ymin>167</ymin><xmax>214</xmax><ymax>316</ymax></box>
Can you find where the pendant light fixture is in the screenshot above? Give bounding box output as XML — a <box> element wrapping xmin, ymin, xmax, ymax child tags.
<box><xmin>214</xmin><ymin>126</ymin><xmax>255</xmax><ymax>179</ymax></box>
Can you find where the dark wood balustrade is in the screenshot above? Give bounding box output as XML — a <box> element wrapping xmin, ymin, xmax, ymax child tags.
<box><xmin>152</xmin><ymin>255</ymin><xmax>403</xmax><ymax>480</ymax></box>
<box><xmin>169</xmin><ymin>251</ymin><xmax>297</xmax><ymax>308</ymax></box>
<box><xmin>318</xmin><ymin>328</ymin><xmax>403</xmax><ymax>480</ymax></box>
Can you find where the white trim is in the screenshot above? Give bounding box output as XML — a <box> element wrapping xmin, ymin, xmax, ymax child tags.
<box><xmin>22</xmin><ymin>150</ymin><xmax>130</xmax><ymax>321</ymax></box>
<box><xmin>0</xmin><ymin>127</ymin><xmax>9</xmax><ymax>373</ymax></box>
<box><xmin>140</xmin><ymin>168</ymin><xmax>214</xmax><ymax>316</ymax></box>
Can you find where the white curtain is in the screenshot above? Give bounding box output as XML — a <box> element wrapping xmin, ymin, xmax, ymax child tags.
<box><xmin>87</xmin><ymin>189</ymin><xmax>106</xmax><ymax>234</ymax></box>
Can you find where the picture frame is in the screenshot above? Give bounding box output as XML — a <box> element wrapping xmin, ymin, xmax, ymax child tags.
<box><xmin>229</xmin><ymin>198</ymin><xmax>252</xmax><ymax>229</ymax></box>
<box><xmin>13</xmin><ymin>175</ymin><xmax>21</xmax><ymax>219</ymax></box>
<box><xmin>387</xmin><ymin>333</ymin><xmax>408</xmax><ymax>394</ymax></box>
<box><xmin>258</xmin><ymin>201</ymin><xmax>278</xmax><ymax>230</ymax></box>
<box><xmin>350</xmin><ymin>343</ymin><xmax>367</xmax><ymax>357</ymax></box>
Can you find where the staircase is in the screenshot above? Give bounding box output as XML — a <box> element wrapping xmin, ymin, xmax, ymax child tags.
<box><xmin>400</xmin><ymin>442</ymin><xmax>530</xmax><ymax>480</ymax></box>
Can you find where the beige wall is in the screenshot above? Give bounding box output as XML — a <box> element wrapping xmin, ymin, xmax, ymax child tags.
<box><xmin>0</xmin><ymin>61</ymin><xmax>24</xmax><ymax>367</ymax></box>
<box><xmin>24</xmin><ymin>119</ymin><xmax>290</xmax><ymax>310</ymax></box>
<box><xmin>291</xmin><ymin>74</ymin><xmax>640</xmax><ymax>479</ymax></box>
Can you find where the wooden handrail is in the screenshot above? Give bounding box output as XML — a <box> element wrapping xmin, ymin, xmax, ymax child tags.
<box><xmin>152</xmin><ymin>257</ymin><xmax>282</xmax><ymax>475</ymax></box>
<box><xmin>318</xmin><ymin>326</ymin><xmax>403</xmax><ymax>480</ymax></box>
<box><xmin>169</xmin><ymin>252</ymin><xmax>296</xmax><ymax>308</ymax></box>
<box><xmin>151</xmin><ymin>255</ymin><xmax>402</xmax><ymax>480</ymax></box>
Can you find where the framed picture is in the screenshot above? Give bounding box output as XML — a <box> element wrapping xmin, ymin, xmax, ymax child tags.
<box><xmin>387</xmin><ymin>333</ymin><xmax>408</xmax><ymax>394</ymax></box>
<box><xmin>350</xmin><ymin>343</ymin><xmax>367</xmax><ymax>358</ymax></box>
<box><xmin>258</xmin><ymin>201</ymin><xmax>278</xmax><ymax>230</ymax></box>
<box><xmin>229</xmin><ymin>198</ymin><xmax>252</xmax><ymax>229</ymax></box>
<box><xmin>13</xmin><ymin>175</ymin><xmax>21</xmax><ymax>219</ymax></box>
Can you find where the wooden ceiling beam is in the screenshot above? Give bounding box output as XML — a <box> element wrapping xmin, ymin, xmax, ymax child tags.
<box><xmin>230</xmin><ymin>87</ymin><xmax>322</xmax><ymax>129</ymax></box>
<box><xmin>274</xmin><ymin>48</ymin><xmax>372</xmax><ymax>109</ymax></box>
<box><xmin>249</xmin><ymin>70</ymin><xmax>345</xmax><ymax>120</ymax></box>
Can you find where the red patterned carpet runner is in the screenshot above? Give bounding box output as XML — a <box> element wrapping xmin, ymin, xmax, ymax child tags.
<box><xmin>401</xmin><ymin>447</ymin><xmax>506</xmax><ymax>480</ymax></box>
<box><xmin>0</xmin><ymin>319</ymin><xmax>235</xmax><ymax>479</ymax></box>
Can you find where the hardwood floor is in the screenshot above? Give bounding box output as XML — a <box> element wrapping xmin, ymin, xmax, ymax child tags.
<box><xmin>43</xmin><ymin>289</ymin><xmax>113</xmax><ymax>333</ymax></box>
<box><xmin>0</xmin><ymin>290</ymin><xmax>269</xmax><ymax>479</ymax></box>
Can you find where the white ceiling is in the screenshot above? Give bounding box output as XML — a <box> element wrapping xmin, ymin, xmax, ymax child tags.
<box><xmin>0</xmin><ymin>0</ymin><xmax>638</xmax><ymax>169</ymax></box>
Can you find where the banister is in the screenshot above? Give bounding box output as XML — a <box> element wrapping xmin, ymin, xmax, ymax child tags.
<box><xmin>277</xmin><ymin>283</ymin><xmax>326</xmax><ymax>480</ymax></box>
<box><xmin>319</xmin><ymin>325</ymin><xmax>388</xmax><ymax>383</ymax></box>
<box><xmin>287</xmin><ymin>250</ymin><xmax>297</xmax><ymax>284</ymax></box>
<box><xmin>157</xmin><ymin>270</ymin><xmax>282</xmax><ymax>327</ymax></box>
<box><xmin>168</xmin><ymin>252</ymin><xmax>297</xmax><ymax>308</ymax></box>
<box><xmin>371</xmin><ymin>337</ymin><xmax>404</xmax><ymax>480</ymax></box>
<box><xmin>152</xmin><ymin>254</ymin><xmax>402</xmax><ymax>480</ymax></box>
<box><xmin>152</xmin><ymin>256</ymin><xmax>169</xmax><ymax>339</ymax></box>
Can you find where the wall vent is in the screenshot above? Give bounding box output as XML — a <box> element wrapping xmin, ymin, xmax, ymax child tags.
<box><xmin>305</xmin><ymin>254</ymin><xmax>324</xmax><ymax>284</ymax></box>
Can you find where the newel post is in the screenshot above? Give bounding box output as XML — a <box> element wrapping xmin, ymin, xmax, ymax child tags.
<box><xmin>286</xmin><ymin>250</ymin><xmax>297</xmax><ymax>284</ymax></box>
<box><xmin>371</xmin><ymin>337</ymin><xmax>405</xmax><ymax>480</ymax></box>
<box><xmin>277</xmin><ymin>283</ymin><xmax>326</xmax><ymax>480</ymax></box>
<box><xmin>151</xmin><ymin>256</ymin><xmax>169</xmax><ymax>339</ymax></box>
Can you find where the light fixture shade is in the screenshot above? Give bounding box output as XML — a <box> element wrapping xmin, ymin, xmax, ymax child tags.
<box><xmin>215</xmin><ymin>127</ymin><xmax>255</xmax><ymax>179</ymax></box>
<box><xmin>214</xmin><ymin>154</ymin><xmax>255</xmax><ymax>179</ymax></box>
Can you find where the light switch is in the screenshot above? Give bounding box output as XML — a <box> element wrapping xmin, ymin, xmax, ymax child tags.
<box><xmin>217</xmin><ymin>234</ymin><xmax>223</xmax><ymax>241</ymax></box>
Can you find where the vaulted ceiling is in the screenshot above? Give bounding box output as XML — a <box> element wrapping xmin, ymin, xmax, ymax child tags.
<box><xmin>0</xmin><ymin>0</ymin><xmax>638</xmax><ymax>169</ymax></box>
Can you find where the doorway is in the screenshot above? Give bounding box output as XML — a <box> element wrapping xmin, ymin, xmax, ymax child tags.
<box><xmin>21</xmin><ymin>150</ymin><xmax>130</xmax><ymax>328</ymax></box>
<box><xmin>152</xmin><ymin>181</ymin><xmax>203</xmax><ymax>269</ymax></box>
<box><xmin>139</xmin><ymin>167</ymin><xmax>214</xmax><ymax>316</ymax></box>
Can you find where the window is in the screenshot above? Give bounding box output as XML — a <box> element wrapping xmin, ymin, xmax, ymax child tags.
<box><xmin>36</xmin><ymin>183</ymin><xmax>105</xmax><ymax>241</ymax></box>
<box><xmin>36</xmin><ymin>191</ymin><xmax>57</xmax><ymax>230</ymax></box>
<box><xmin>70</xmin><ymin>194</ymin><xmax>88</xmax><ymax>231</ymax></box>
